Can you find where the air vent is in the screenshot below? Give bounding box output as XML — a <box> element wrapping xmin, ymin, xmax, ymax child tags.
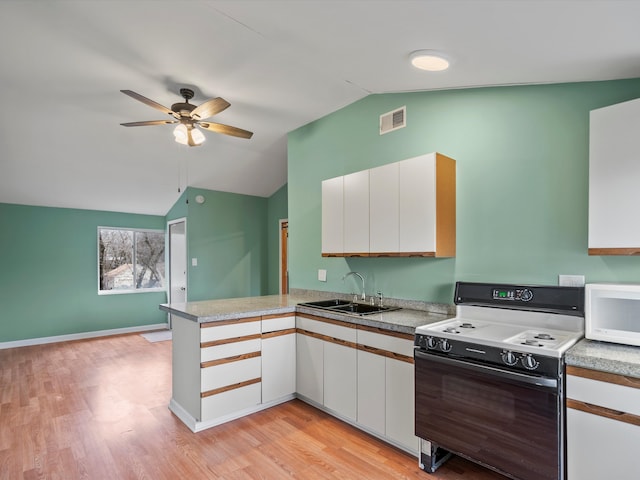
<box><xmin>379</xmin><ymin>106</ymin><xmax>406</xmax><ymax>135</ymax></box>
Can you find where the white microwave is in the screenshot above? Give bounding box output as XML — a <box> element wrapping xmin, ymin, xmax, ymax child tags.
<box><xmin>586</xmin><ymin>283</ymin><xmax>640</xmax><ymax>347</ymax></box>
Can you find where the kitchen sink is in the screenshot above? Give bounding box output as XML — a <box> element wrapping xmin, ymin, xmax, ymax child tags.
<box><xmin>299</xmin><ymin>299</ymin><xmax>400</xmax><ymax>316</ymax></box>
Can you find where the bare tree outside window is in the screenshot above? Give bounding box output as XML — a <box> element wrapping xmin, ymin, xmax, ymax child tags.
<box><xmin>99</xmin><ymin>228</ymin><xmax>165</xmax><ymax>292</ymax></box>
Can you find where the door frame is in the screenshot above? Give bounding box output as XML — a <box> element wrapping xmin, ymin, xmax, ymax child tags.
<box><xmin>279</xmin><ymin>219</ymin><xmax>288</xmax><ymax>294</ymax></box>
<box><xmin>167</xmin><ymin>217</ymin><xmax>187</xmax><ymax>326</ymax></box>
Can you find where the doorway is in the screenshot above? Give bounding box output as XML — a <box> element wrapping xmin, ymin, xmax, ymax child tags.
<box><xmin>280</xmin><ymin>219</ymin><xmax>288</xmax><ymax>294</ymax></box>
<box><xmin>168</xmin><ymin>218</ymin><xmax>187</xmax><ymax>327</ymax></box>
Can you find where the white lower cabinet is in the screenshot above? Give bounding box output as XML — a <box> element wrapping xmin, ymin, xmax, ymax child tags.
<box><xmin>261</xmin><ymin>313</ymin><xmax>296</xmax><ymax>404</ymax></box>
<box><xmin>567</xmin><ymin>366</ymin><xmax>640</xmax><ymax>480</ymax></box>
<box><xmin>324</xmin><ymin>341</ymin><xmax>357</xmax><ymax>420</ymax></box>
<box><xmin>385</xmin><ymin>358</ymin><xmax>417</xmax><ymax>451</ymax></box>
<box><xmin>357</xmin><ymin>349</ymin><xmax>386</xmax><ymax>435</ymax></box>
<box><xmin>296</xmin><ymin>332</ymin><xmax>324</xmax><ymax>404</ymax></box>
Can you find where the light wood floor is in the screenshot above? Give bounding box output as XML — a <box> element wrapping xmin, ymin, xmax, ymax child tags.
<box><xmin>0</xmin><ymin>333</ymin><xmax>507</xmax><ymax>479</ymax></box>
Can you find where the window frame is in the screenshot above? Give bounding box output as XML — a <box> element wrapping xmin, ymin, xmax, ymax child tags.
<box><xmin>97</xmin><ymin>226</ymin><xmax>166</xmax><ymax>295</ymax></box>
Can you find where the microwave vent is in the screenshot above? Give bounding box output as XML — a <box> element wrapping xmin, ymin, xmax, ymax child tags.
<box><xmin>380</xmin><ymin>106</ymin><xmax>406</xmax><ymax>135</ymax></box>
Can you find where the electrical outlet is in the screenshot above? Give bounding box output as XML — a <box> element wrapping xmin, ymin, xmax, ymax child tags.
<box><xmin>318</xmin><ymin>269</ymin><xmax>327</xmax><ymax>282</ymax></box>
<box><xmin>192</xmin><ymin>258</ymin><xmax>198</xmax><ymax>267</ymax></box>
<box><xmin>558</xmin><ymin>275</ymin><xmax>585</xmax><ymax>287</ymax></box>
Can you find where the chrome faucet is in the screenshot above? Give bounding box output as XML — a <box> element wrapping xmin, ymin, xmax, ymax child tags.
<box><xmin>342</xmin><ymin>271</ymin><xmax>366</xmax><ymax>302</ymax></box>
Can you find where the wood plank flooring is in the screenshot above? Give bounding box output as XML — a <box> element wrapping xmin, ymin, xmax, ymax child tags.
<box><xmin>0</xmin><ymin>333</ymin><xmax>507</xmax><ymax>479</ymax></box>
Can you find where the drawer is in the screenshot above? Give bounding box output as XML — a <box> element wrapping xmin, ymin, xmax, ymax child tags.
<box><xmin>201</xmin><ymin>382</ymin><xmax>261</xmax><ymax>421</ymax></box>
<box><xmin>201</xmin><ymin>338</ymin><xmax>261</xmax><ymax>363</ymax></box>
<box><xmin>262</xmin><ymin>313</ymin><xmax>296</xmax><ymax>333</ymax></box>
<box><xmin>567</xmin><ymin>373</ymin><xmax>640</xmax><ymax>417</ymax></box>
<box><xmin>201</xmin><ymin>355</ymin><xmax>261</xmax><ymax>392</ymax></box>
<box><xmin>357</xmin><ymin>328</ymin><xmax>414</xmax><ymax>357</ymax></box>
<box><xmin>201</xmin><ymin>318</ymin><xmax>261</xmax><ymax>344</ymax></box>
<box><xmin>296</xmin><ymin>315</ymin><xmax>356</xmax><ymax>343</ymax></box>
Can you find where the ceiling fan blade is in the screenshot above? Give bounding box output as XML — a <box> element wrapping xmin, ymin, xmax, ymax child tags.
<box><xmin>191</xmin><ymin>97</ymin><xmax>231</xmax><ymax>120</ymax></box>
<box><xmin>198</xmin><ymin>121</ymin><xmax>253</xmax><ymax>139</ymax></box>
<box><xmin>120</xmin><ymin>90</ymin><xmax>176</xmax><ymax>116</ymax></box>
<box><xmin>120</xmin><ymin>120</ymin><xmax>178</xmax><ymax>127</ymax></box>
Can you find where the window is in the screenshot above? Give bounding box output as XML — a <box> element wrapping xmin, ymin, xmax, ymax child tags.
<box><xmin>98</xmin><ymin>227</ymin><xmax>165</xmax><ymax>293</ymax></box>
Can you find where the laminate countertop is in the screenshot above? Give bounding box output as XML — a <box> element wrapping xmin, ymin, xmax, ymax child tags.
<box><xmin>160</xmin><ymin>293</ymin><xmax>453</xmax><ymax>335</ymax></box>
<box><xmin>565</xmin><ymin>338</ymin><xmax>640</xmax><ymax>379</ymax></box>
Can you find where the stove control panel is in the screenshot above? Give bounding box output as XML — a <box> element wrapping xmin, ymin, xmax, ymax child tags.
<box><xmin>415</xmin><ymin>334</ymin><xmax>560</xmax><ymax>377</ymax></box>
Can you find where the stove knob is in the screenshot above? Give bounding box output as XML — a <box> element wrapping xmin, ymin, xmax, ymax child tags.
<box><xmin>426</xmin><ymin>336</ymin><xmax>439</xmax><ymax>349</ymax></box>
<box><xmin>440</xmin><ymin>339</ymin><xmax>452</xmax><ymax>352</ymax></box>
<box><xmin>501</xmin><ymin>350</ymin><xmax>518</xmax><ymax>366</ymax></box>
<box><xmin>522</xmin><ymin>354</ymin><xmax>539</xmax><ymax>370</ymax></box>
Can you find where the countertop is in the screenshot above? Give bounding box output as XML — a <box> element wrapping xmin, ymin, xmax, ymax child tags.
<box><xmin>565</xmin><ymin>338</ymin><xmax>640</xmax><ymax>379</ymax></box>
<box><xmin>160</xmin><ymin>293</ymin><xmax>452</xmax><ymax>335</ymax></box>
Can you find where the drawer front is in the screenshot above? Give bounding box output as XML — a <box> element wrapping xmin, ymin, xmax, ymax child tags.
<box><xmin>201</xmin><ymin>356</ymin><xmax>261</xmax><ymax>392</ymax></box>
<box><xmin>296</xmin><ymin>316</ymin><xmax>356</xmax><ymax>343</ymax></box>
<box><xmin>356</xmin><ymin>328</ymin><xmax>414</xmax><ymax>357</ymax></box>
<box><xmin>262</xmin><ymin>314</ymin><xmax>296</xmax><ymax>333</ymax></box>
<box><xmin>201</xmin><ymin>320</ymin><xmax>261</xmax><ymax>344</ymax></box>
<box><xmin>567</xmin><ymin>374</ymin><xmax>640</xmax><ymax>417</ymax></box>
<box><xmin>201</xmin><ymin>338</ymin><xmax>261</xmax><ymax>363</ymax></box>
<box><xmin>201</xmin><ymin>382</ymin><xmax>261</xmax><ymax>421</ymax></box>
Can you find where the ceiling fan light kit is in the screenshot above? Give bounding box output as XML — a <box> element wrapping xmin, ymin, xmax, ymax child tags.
<box><xmin>120</xmin><ymin>87</ymin><xmax>253</xmax><ymax>146</ymax></box>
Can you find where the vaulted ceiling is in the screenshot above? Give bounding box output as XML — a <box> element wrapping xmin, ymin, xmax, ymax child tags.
<box><xmin>1</xmin><ymin>1</ymin><xmax>639</xmax><ymax>215</ymax></box>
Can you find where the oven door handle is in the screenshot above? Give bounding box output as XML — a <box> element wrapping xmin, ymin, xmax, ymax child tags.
<box><xmin>414</xmin><ymin>350</ymin><xmax>558</xmax><ymax>389</ymax></box>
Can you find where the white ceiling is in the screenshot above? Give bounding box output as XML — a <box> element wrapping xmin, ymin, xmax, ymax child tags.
<box><xmin>1</xmin><ymin>1</ymin><xmax>639</xmax><ymax>216</ymax></box>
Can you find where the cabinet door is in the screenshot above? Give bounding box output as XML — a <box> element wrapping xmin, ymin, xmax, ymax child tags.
<box><xmin>296</xmin><ymin>333</ymin><xmax>324</xmax><ymax>404</ymax></box>
<box><xmin>399</xmin><ymin>154</ymin><xmax>436</xmax><ymax>253</ymax></box>
<box><xmin>386</xmin><ymin>358</ymin><xmax>419</xmax><ymax>453</ymax></box>
<box><xmin>567</xmin><ymin>408</ymin><xmax>640</xmax><ymax>480</ymax></box>
<box><xmin>322</xmin><ymin>176</ymin><xmax>344</xmax><ymax>254</ymax></box>
<box><xmin>589</xmin><ymin>97</ymin><xmax>640</xmax><ymax>253</ymax></box>
<box><xmin>343</xmin><ymin>170</ymin><xmax>370</xmax><ymax>254</ymax></box>
<box><xmin>262</xmin><ymin>332</ymin><xmax>296</xmax><ymax>403</ymax></box>
<box><xmin>324</xmin><ymin>341</ymin><xmax>357</xmax><ymax>420</ymax></box>
<box><xmin>357</xmin><ymin>349</ymin><xmax>385</xmax><ymax>435</ymax></box>
<box><xmin>369</xmin><ymin>162</ymin><xmax>399</xmax><ymax>254</ymax></box>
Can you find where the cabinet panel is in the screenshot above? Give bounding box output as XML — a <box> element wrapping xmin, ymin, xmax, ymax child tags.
<box><xmin>262</xmin><ymin>333</ymin><xmax>296</xmax><ymax>403</ymax></box>
<box><xmin>201</xmin><ymin>338</ymin><xmax>261</xmax><ymax>363</ymax></box>
<box><xmin>201</xmin><ymin>383</ymin><xmax>261</xmax><ymax>421</ymax></box>
<box><xmin>357</xmin><ymin>328</ymin><xmax>414</xmax><ymax>357</ymax></box>
<box><xmin>297</xmin><ymin>315</ymin><xmax>356</xmax><ymax>343</ymax></box>
<box><xmin>588</xmin><ymin>97</ymin><xmax>640</xmax><ymax>253</ymax></box>
<box><xmin>201</xmin><ymin>320</ymin><xmax>261</xmax><ymax>343</ymax></box>
<box><xmin>357</xmin><ymin>349</ymin><xmax>386</xmax><ymax>435</ymax></box>
<box><xmin>262</xmin><ymin>314</ymin><xmax>296</xmax><ymax>333</ymax></box>
<box><xmin>343</xmin><ymin>170</ymin><xmax>370</xmax><ymax>254</ymax></box>
<box><xmin>324</xmin><ymin>341</ymin><xmax>357</xmax><ymax>420</ymax></box>
<box><xmin>201</xmin><ymin>356</ymin><xmax>261</xmax><ymax>392</ymax></box>
<box><xmin>386</xmin><ymin>358</ymin><xmax>419</xmax><ymax>452</ymax></box>
<box><xmin>567</xmin><ymin>408</ymin><xmax>640</xmax><ymax>480</ymax></box>
<box><xmin>296</xmin><ymin>333</ymin><xmax>324</xmax><ymax>404</ymax></box>
<box><xmin>399</xmin><ymin>154</ymin><xmax>436</xmax><ymax>253</ymax></box>
<box><xmin>369</xmin><ymin>162</ymin><xmax>399</xmax><ymax>253</ymax></box>
<box><xmin>322</xmin><ymin>176</ymin><xmax>344</xmax><ymax>254</ymax></box>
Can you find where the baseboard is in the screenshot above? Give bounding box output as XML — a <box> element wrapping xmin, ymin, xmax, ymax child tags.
<box><xmin>0</xmin><ymin>323</ymin><xmax>169</xmax><ymax>350</ymax></box>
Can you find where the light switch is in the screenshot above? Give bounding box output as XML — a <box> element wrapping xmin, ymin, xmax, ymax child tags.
<box><xmin>318</xmin><ymin>269</ymin><xmax>327</xmax><ymax>282</ymax></box>
<box><xmin>558</xmin><ymin>274</ymin><xmax>584</xmax><ymax>287</ymax></box>
<box><xmin>191</xmin><ymin>258</ymin><xmax>198</xmax><ymax>267</ymax></box>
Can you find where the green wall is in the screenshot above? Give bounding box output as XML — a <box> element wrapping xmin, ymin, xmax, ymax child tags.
<box><xmin>0</xmin><ymin>203</ymin><xmax>167</xmax><ymax>342</ymax></box>
<box><xmin>180</xmin><ymin>187</ymin><xmax>269</xmax><ymax>301</ymax></box>
<box><xmin>287</xmin><ymin>78</ymin><xmax>640</xmax><ymax>304</ymax></box>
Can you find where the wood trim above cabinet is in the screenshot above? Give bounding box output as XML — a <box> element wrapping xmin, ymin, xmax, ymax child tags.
<box><xmin>262</xmin><ymin>328</ymin><xmax>297</xmax><ymax>340</ymax></box>
<box><xmin>567</xmin><ymin>365</ymin><xmax>640</xmax><ymax>389</ymax></box>
<box><xmin>201</xmin><ymin>333</ymin><xmax>261</xmax><ymax>349</ymax></box>
<box><xmin>356</xmin><ymin>343</ymin><xmax>414</xmax><ymax>364</ymax></box>
<box><xmin>201</xmin><ymin>351</ymin><xmax>261</xmax><ymax>369</ymax></box>
<box><xmin>588</xmin><ymin>248</ymin><xmax>640</xmax><ymax>256</ymax></box>
<box><xmin>357</xmin><ymin>324</ymin><xmax>415</xmax><ymax>341</ymax></box>
<box><xmin>201</xmin><ymin>377</ymin><xmax>261</xmax><ymax>398</ymax></box>
<box><xmin>297</xmin><ymin>328</ymin><xmax>358</xmax><ymax>350</ymax></box>
<box><xmin>200</xmin><ymin>316</ymin><xmax>261</xmax><ymax>329</ymax></box>
<box><xmin>296</xmin><ymin>312</ymin><xmax>357</xmax><ymax>329</ymax></box>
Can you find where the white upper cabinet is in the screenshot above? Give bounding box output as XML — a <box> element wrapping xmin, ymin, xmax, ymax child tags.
<box><xmin>343</xmin><ymin>170</ymin><xmax>370</xmax><ymax>255</ymax></box>
<box><xmin>589</xmin><ymin>97</ymin><xmax>640</xmax><ymax>255</ymax></box>
<box><xmin>321</xmin><ymin>152</ymin><xmax>456</xmax><ymax>257</ymax></box>
<box><xmin>321</xmin><ymin>176</ymin><xmax>344</xmax><ymax>255</ymax></box>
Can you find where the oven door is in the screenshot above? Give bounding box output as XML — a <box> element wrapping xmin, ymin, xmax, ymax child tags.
<box><xmin>415</xmin><ymin>350</ymin><xmax>562</xmax><ymax>480</ymax></box>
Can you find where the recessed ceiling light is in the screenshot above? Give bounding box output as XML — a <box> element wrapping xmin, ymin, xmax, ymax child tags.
<box><xmin>409</xmin><ymin>50</ymin><xmax>451</xmax><ymax>72</ymax></box>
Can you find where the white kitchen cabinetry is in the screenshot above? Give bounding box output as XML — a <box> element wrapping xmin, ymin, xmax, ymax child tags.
<box><xmin>321</xmin><ymin>152</ymin><xmax>455</xmax><ymax>257</ymax></box>
<box><xmin>321</xmin><ymin>175</ymin><xmax>344</xmax><ymax>255</ymax></box>
<box><xmin>343</xmin><ymin>170</ymin><xmax>370</xmax><ymax>255</ymax></box>
<box><xmin>356</xmin><ymin>326</ymin><xmax>419</xmax><ymax>454</ymax></box>
<box><xmin>296</xmin><ymin>314</ymin><xmax>358</xmax><ymax>420</ymax></box>
<box><xmin>566</xmin><ymin>366</ymin><xmax>640</xmax><ymax>480</ymax></box>
<box><xmin>261</xmin><ymin>313</ymin><xmax>296</xmax><ymax>404</ymax></box>
<box><xmin>588</xmin><ymin>97</ymin><xmax>640</xmax><ymax>255</ymax></box>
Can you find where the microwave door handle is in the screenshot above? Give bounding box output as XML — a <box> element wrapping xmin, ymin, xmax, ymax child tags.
<box><xmin>414</xmin><ymin>350</ymin><xmax>558</xmax><ymax>390</ymax></box>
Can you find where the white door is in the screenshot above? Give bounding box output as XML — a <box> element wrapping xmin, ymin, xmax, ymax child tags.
<box><xmin>168</xmin><ymin>219</ymin><xmax>187</xmax><ymax>327</ymax></box>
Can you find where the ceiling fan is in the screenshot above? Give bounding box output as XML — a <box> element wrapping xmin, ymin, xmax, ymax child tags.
<box><xmin>120</xmin><ymin>88</ymin><xmax>253</xmax><ymax>146</ymax></box>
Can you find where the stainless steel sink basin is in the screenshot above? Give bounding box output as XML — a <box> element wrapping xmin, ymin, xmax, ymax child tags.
<box><xmin>299</xmin><ymin>299</ymin><xmax>400</xmax><ymax>316</ymax></box>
